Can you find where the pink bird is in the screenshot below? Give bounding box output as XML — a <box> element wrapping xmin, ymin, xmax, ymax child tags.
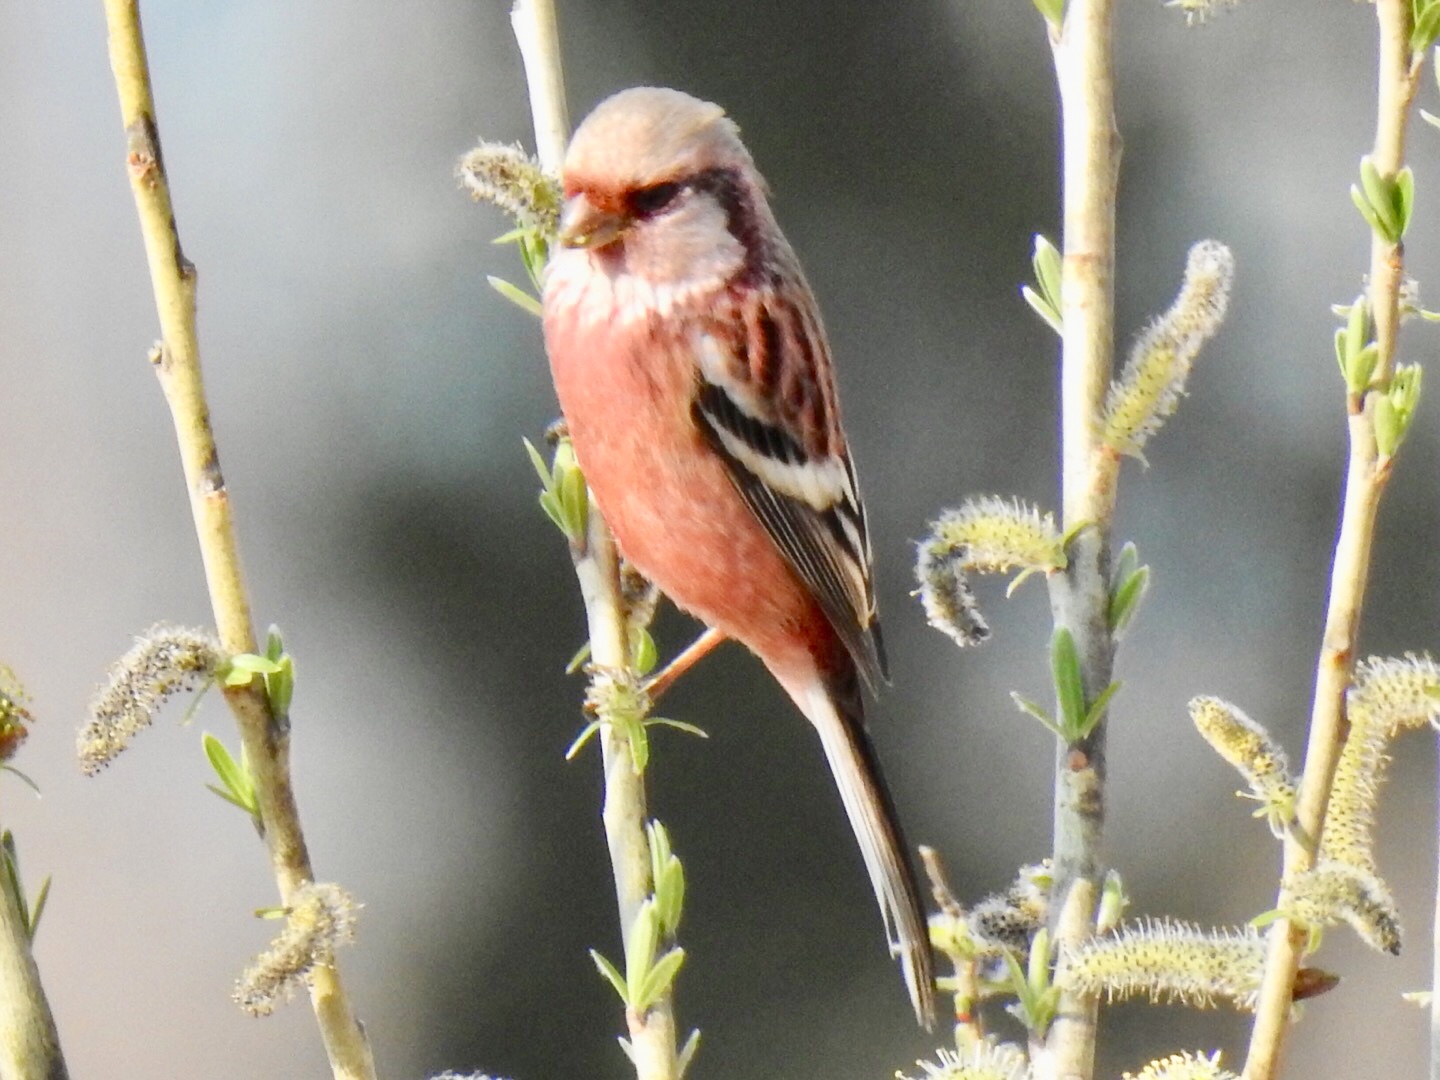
<box><xmin>541</xmin><ymin>86</ymin><xmax>937</xmax><ymax>1028</ymax></box>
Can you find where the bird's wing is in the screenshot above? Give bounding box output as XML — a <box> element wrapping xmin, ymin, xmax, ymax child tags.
<box><xmin>690</xmin><ymin>285</ymin><xmax>887</xmax><ymax>690</ymax></box>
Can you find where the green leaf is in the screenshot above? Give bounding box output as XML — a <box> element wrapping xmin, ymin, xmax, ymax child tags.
<box><xmin>1350</xmin><ymin>344</ymin><xmax>1380</xmax><ymax>395</ymax></box>
<box><xmin>0</xmin><ymin>766</ymin><xmax>41</xmax><ymax>797</ymax></box>
<box><xmin>1395</xmin><ymin>166</ymin><xmax>1416</xmax><ymax>236</ymax></box>
<box><xmin>265</xmin><ymin>653</ymin><xmax>294</xmax><ymax>719</ymax></box>
<box><xmin>537</xmin><ymin>490</ymin><xmax>568</xmax><ymax>536</ymax></box>
<box><xmin>565</xmin><ymin>640</ymin><xmax>591</xmax><ymax>674</ymax></box>
<box><xmin>647</xmin><ymin>821</ymin><xmax>673</xmax><ymax>877</ymax></box>
<box><xmin>1050</xmin><ymin>628</ymin><xmax>1087</xmax><ymax>740</ymax></box>
<box><xmin>1412</xmin><ymin>0</ymin><xmax>1440</xmax><ymax>50</ymax></box>
<box><xmin>656</xmin><ymin>859</ymin><xmax>685</xmax><ymax>936</ymax></box>
<box><xmin>1249</xmin><ymin>907</ymin><xmax>1284</xmax><ymax>930</ymax></box>
<box><xmin>1110</xmin><ymin>541</ymin><xmax>1139</xmax><ymax>589</ymax></box>
<box><xmin>1096</xmin><ymin>868</ymin><xmax>1127</xmax><ymax>934</ymax></box>
<box><xmin>230</xmin><ymin>654</ymin><xmax>283</xmax><ymax>677</ymax></box>
<box><xmin>678</xmin><ymin>1029</ymin><xmax>702</xmax><ymax>1079</ymax></box>
<box><xmin>1082</xmin><ymin>680</ymin><xmax>1122</xmax><ymax>737</ymax></box>
<box><xmin>1109</xmin><ymin>564</ymin><xmax>1150</xmax><ymax>637</ymax></box>
<box><xmin>630</xmin><ymin>626</ymin><xmax>658</xmax><ymax>676</ymax></box>
<box><xmin>1027</xmin><ymin>927</ymin><xmax>1051</xmax><ymax>991</ymax></box>
<box><xmin>1360</xmin><ymin>156</ymin><xmax>1399</xmax><ymax>235</ymax></box>
<box><xmin>589</xmin><ymin>948</ymin><xmax>630</xmax><ymax>1004</ymax></box>
<box><xmin>523</xmin><ymin>437</ymin><xmax>553</xmax><ymax>487</ymax></box>
<box><xmin>487</xmin><ymin>275</ymin><xmax>543</xmax><ymax>317</ymax></box>
<box><xmin>643</xmin><ymin>717</ymin><xmax>709</xmax><ymax>740</ymax></box>
<box><xmin>625</xmin><ymin>900</ymin><xmax>660</xmax><ymax>997</ymax></box>
<box><xmin>1375</xmin><ymin>363</ymin><xmax>1424</xmax><ymax>456</ymax></box>
<box><xmin>1031</xmin><ymin>0</ymin><xmax>1064</xmax><ymax>29</ymax></box>
<box><xmin>1010</xmin><ymin>692</ymin><xmax>1061</xmax><ymax>737</ymax></box>
<box><xmin>1023</xmin><ymin>234</ymin><xmax>1064</xmax><ymax>334</ymax></box>
<box><xmin>1108</xmin><ymin>566</ymin><xmax>1150</xmax><ymax>636</ymax></box>
<box><xmin>204</xmin><ymin>784</ymin><xmax>254</xmax><ymax>812</ymax></box>
<box><xmin>203</xmin><ymin>732</ymin><xmax>259</xmax><ymax>819</ymax></box>
<box><xmin>634</xmin><ymin>947</ymin><xmax>686</xmax><ymax>1012</ymax></box>
<box><xmin>1033</xmin><ymin>235</ymin><xmax>1062</xmax><ymax>305</ymax></box>
<box><xmin>26</xmin><ymin>875</ymin><xmax>50</xmax><ymax>940</ymax></box>
<box><xmin>520</xmin><ymin>232</ymin><xmax>550</xmax><ymax>290</ymax></box>
<box><xmin>564</xmin><ymin>719</ymin><xmax>604</xmax><ymax>761</ymax></box>
<box><xmin>1021</xmin><ymin>286</ymin><xmax>1063</xmax><ymax>335</ymax></box>
<box><xmin>1352</xmin><ymin>185</ymin><xmax>1390</xmax><ymax>240</ymax></box>
<box><xmin>1005</xmin><ymin>565</ymin><xmax>1044</xmax><ymax>598</ymax></box>
<box><xmin>627</xmin><ymin>719</ymin><xmax>651</xmax><ymax>774</ymax></box>
<box><xmin>558</xmin><ymin>465</ymin><xmax>590</xmax><ymax>540</ymax></box>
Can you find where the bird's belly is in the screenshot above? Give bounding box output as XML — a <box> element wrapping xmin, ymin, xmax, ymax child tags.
<box><xmin>545</xmin><ymin>314</ymin><xmax>823</xmax><ymax>670</ymax></box>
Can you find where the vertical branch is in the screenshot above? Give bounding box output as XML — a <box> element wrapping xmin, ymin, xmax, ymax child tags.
<box><xmin>511</xmin><ymin>0</ymin><xmax>570</xmax><ymax>174</ymax></box>
<box><xmin>0</xmin><ymin>844</ymin><xmax>65</xmax><ymax>1080</ymax></box>
<box><xmin>1242</xmin><ymin>2</ymin><xmax>1421</xmax><ymax>1077</ymax></box>
<box><xmin>1040</xmin><ymin>0</ymin><xmax>1120</xmax><ymax>1077</ymax></box>
<box><xmin>1432</xmin><ymin>752</ymin><xmax>1440</xmax><ymax>1080</ymax></box>
<box><xmin>508</xmin><ymin>2</ymin><xmax>679</xmax><ymax>1076</ymax></box>
<box><xmin>100</xmin><ymin>4</ymin><xmax>375</xmax><ymax>1078</ymax></box>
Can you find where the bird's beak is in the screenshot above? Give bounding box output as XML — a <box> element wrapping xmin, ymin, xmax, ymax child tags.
<box><xmin>557</xmin><ymin>193</ymin><xmax>627</xmax><ymax>250</ymax></box>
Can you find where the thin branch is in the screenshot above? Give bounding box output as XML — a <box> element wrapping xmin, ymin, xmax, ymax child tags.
<box><xmin>511</xmin><ymin>0</ymin><xmax>570</xmax><ymax>174</ymax></box>
<box><xmin>0</xmin><ymin>839</ymin><xmax>65</xmax><ymax>1080</ymax></box>
<box><xmin>1241</xmin><ymin>2</ymin><xmax>1421</xmax><ymax>1077</ymax></box>
<box><xmin>1040</xmin><ymin>0</ymin><xmax>1120</xmax><ymax>1077</ymax></box>
<box><xmin>100</xmin><ymin>4</ymin><xmax>375</xmax><ymax>1078</ymax></box>
<box><xmin>1432</xmin><ymin>741</ymin><xmax>1440</xmax><ymax>1080</ymax></box>
<box><xmin>509</xmin><ymin>1</ymin><xmax>680</xmax><ymax>1075</ymax></box>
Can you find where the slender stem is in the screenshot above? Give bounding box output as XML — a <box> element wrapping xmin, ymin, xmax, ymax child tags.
<box><xmin>0</xmin><ymin>837</ymin><xmax>66</xmax><ymax>1080</ymax></box>
<box><xmin>100</xmin><ymin>4</ymin><xmax>375</xmax><ymax>1078</ymax></box>
<box><xmin>509</xmin><ymin>3</ymin><xmax>679</xmax><ymax>1075</ymax></box>
<box><xmin>511</xmin><ymin>0</ymin><xmax>570</xmax><ymax>174</ymax></box>
<box><xmin>1040</xmin><ymin>1</ymin><xmax>1120</xmax><ymax>1077</ymax></box>
<box><xmin>1242</xmin><ymin>4</ymin><xmax>1419</xmax><ymax>1078</ymax></box>
<box><xmin>1432</xmin><ymin>739</ymin><xmax>1440</xmax><ymax>1080</ymax></box>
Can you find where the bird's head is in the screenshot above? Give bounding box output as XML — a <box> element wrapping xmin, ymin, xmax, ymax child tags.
<box><xmin>556</xmin><ymin>87</ymin><xmax>771</xmax><ymax>288</ymax></box>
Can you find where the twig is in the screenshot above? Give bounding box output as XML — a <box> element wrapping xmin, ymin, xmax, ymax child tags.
<box><xmin>511</xmin><ymin>0</ymin><xmax>570</xmax><ymax>175</ymax></box>
<box><xmin>509</xmin><ymin>1</ymin><xmax>680</xmax><ymax>1075</ymax></box>
<box><xmin>0</xmin><ymin>836</ymin><xmax>65</xmax><ymax>1080</ymax></box>
<box><xmin>1241</xmin><ymin>2</ymin><xmax>1421</xmax><ymax>1077</ymax></box>
<box><xmin>100</xmin><ymin>4</ymin><xmax>375</xmax><ymax>1078</ymax></box>
<box><xmin>1039</xmin><ymin>0</ymin><xmax>1120</xmax><ymax>1077</ymax></box>
<box><xmin>1432</xmin><ymin>745</ymin><xmax>1440</xmax><ymax>1080</ymax></box>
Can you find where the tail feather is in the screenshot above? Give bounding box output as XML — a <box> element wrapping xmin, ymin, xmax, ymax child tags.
<box><xmin>801</xmin><ymin>679</ymin><xmax>938</xmax><ymax>1030</ymax></box>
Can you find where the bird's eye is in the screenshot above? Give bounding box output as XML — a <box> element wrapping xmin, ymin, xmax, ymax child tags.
<box><xmin>629</xmin><ymin>181</ymin><xmax>683</xmax><ymax>217</ymax></box>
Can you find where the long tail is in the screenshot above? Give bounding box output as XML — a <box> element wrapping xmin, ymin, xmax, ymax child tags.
<box><xmin>799</xmin><ymin>675</ymin><xmax>937</xmax><ymax>1029</ymax></box>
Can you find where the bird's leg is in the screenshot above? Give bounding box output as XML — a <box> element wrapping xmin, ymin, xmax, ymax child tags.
<box><xmin>642</xmin><ymin>627</ymin><xmax>726</xmax><ymax>703</ymax></box>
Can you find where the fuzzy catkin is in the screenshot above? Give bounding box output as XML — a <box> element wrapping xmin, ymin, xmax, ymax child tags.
<box><xmin>916</xmin><ymin>497</ymin><xmax>1063</xmax><ymax>648</ymax></box>
<box><xmin>1102</xmin><ymin>241</ymin><xmax>1234</xmax><ymax>457</ymax></box>
<box><xmin>78</xmin><ymin>625</ymin><xmax>222</xmax><ymax>774</ymax></box>
<box><xmin>234</xmin><ymin>882</ymin><xmax>360</xmax><ymax>1016</ymax></box>
<box><xmin>1060</xmin><ymin>918</ymin><xmax>1265</xmax><ymax>1011</ymax></box>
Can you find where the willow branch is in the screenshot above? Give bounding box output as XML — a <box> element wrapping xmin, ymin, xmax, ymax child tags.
<box><xmin>509</xmin><ymin>1</ymin><xmax>679</xmax><ymax>1075</ymax></box>
<box><xmin>512</xmin><ymin>0</ymin><xmax>570</xmax><ymax>175</ymax></box>
<box><xmin>1432</xmin><ymin>748</ymin><xmax>1440</xmax><ymax>1080</ymax></box>
<box><xmin>1242</xmin><ymin>3</ymin><xmax>1421</xmax><ymax>1077</ymax></box>
<box><xmin>1039</xmin><ymin>1</ymin><xmax>1120</xmax><ymax>1078</ymax></box>
<box><xmin>0</xmin><ymin>838</ymin><xmax>65</xmax><ymax>1080</ymax></box>
<box><xmin>100</xmin><ymin>4</ymin><xmax>375</xmax><ymax>1078</ymax></box>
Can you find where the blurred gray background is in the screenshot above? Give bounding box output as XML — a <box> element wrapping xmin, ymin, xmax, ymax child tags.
<box><xmin>2</xmin><ymin>1</ymin><xmax>1438</xmax><ymax>1077</ymax></box>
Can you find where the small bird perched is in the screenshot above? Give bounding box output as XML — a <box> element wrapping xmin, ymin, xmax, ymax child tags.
<box><xmin>541</xmin><ymin>86</ymin><xmax>937</xmax><ymax>1028</ymax></box>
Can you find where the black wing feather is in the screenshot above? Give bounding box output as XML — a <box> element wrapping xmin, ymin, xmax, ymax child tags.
<box><xmin>693</xmin><ymin>384</ymin><xmax>888</xmax><ymax>690</ymax></box>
